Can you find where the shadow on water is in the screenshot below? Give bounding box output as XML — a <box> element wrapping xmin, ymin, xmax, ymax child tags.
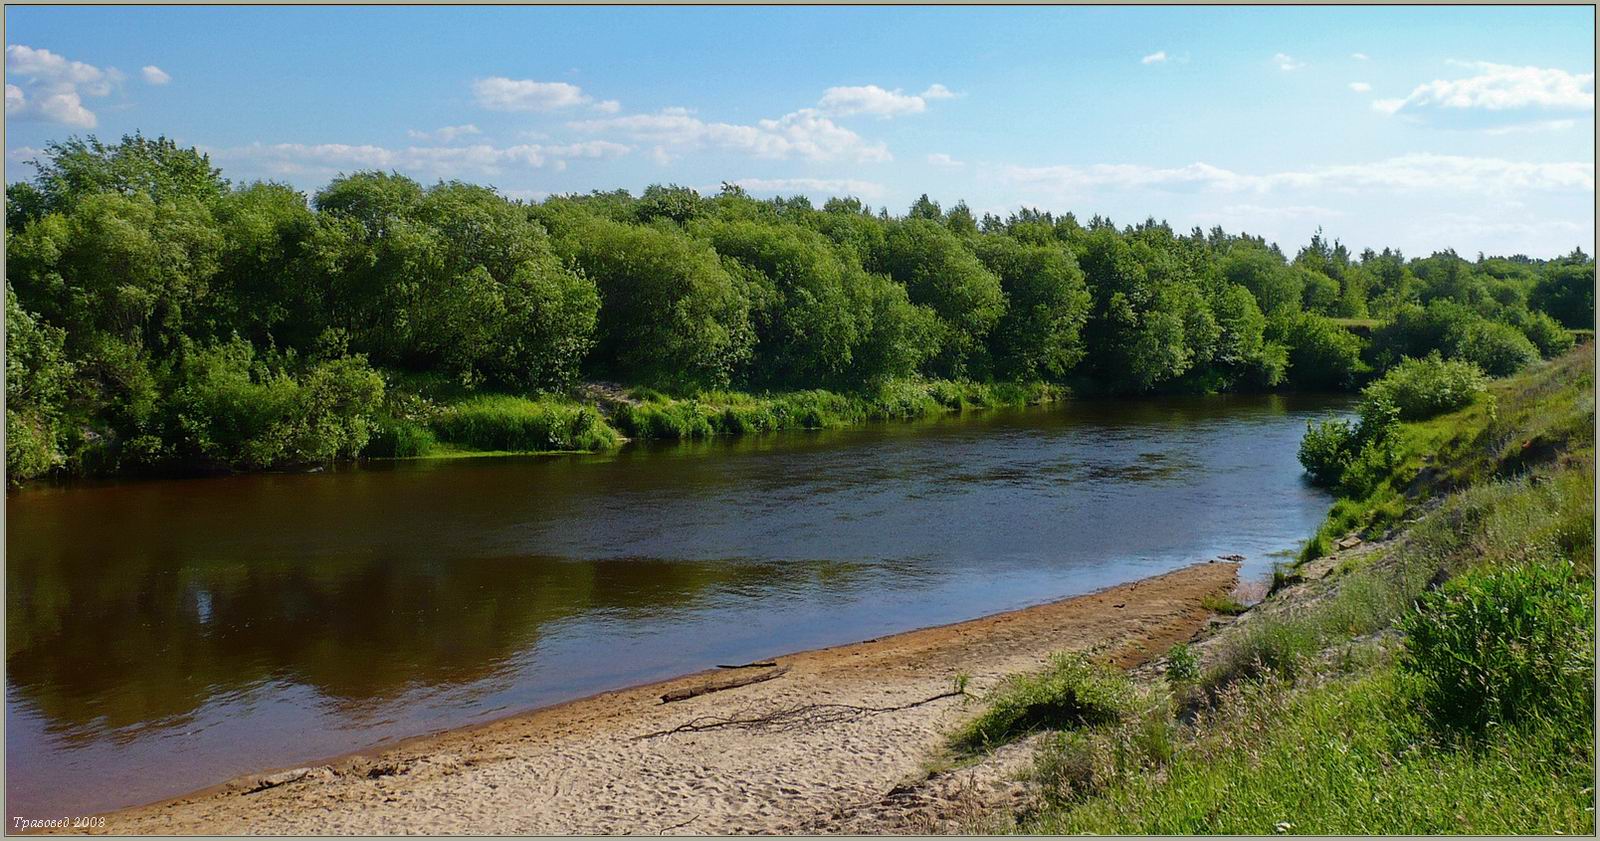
<box><xmin>5</xmin><ymin>392</ymin><xmax>1351</xmax><ymax>817</ymax></box>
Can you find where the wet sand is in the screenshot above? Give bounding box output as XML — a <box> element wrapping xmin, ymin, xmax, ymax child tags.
<box><xmin>79</xmin><ymin>561</ymin><xmax>1237</xmax><ymax>835</ymax></box>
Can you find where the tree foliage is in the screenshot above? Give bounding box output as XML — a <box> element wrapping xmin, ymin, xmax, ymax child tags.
<box><xmin>5</xmin><ymin>134</ymin><xmax>1589</xmax><ymax>480</ymax></box>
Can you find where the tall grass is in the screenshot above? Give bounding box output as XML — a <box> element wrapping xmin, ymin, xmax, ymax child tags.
<box><xmin>612</xmin><ymin>379</ymin><xmax>1063</xmax><ymax>441</ymax></box>
<box><xmin>432</xmin><ymin>395</ymin><xmax>621</xmax><ymax>452</ymax></box>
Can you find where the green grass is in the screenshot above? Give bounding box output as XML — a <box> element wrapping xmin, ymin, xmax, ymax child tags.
<box><xmin>1200</xmin><ymin>592</ymin><xmax>1248</xmax><ymax>616</ymax></box>
<box><xmin>951</xmin><ymin>653</ymin><xmax>1135</xmax><ymax>754</ymax></box>
<box><xmin>996</xmin><ymin>343</ymin><xmax>1595</xmax><ymax>835</ymax></box>
<box><xmin>611</xmin><ymin>378</ymin><xmax>1063</xmax><ymax>441</ymax></box>
<box><xmin>1298</xmin><ymin>343</ymin><xmax>1594</xmax><ymax>562</ymax></box>
<box><xmin>1022</xmin><ymin>667</ymin><xmax>1594</xmax><ymax>835</ymax></box>
<box><xmin>432</xmin><ymin>395</ymin><xmax>622</xmax><ymax>453</ymax></box>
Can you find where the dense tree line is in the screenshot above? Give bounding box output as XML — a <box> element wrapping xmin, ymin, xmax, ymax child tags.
<box><xmin>6</xmin><ymin>134</ymin><xmax>1593</xmax><ymax>482</ymax></box>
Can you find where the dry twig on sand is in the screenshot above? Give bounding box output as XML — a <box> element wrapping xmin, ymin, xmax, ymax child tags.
<box><xmin>635</xmin><ymin>689</ymin><xmax>966</xmax><ymax>740</ymax></box>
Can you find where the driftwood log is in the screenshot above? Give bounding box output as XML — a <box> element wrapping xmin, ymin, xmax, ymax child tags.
<box><xmin>659</xmin><ymin>666</ymin><xmax>790</xmax><ymax>704</ymax></box>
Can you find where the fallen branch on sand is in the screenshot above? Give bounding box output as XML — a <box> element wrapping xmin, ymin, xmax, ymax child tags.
<box><xmin>635</xmin><ymin>689</ymin><xmax>966</xmax><ymax>740</ymax></box>
<box><xmin>659</xmin><ymin>666</ymin><xmax>790</xmax><ymax>704</ymax></box>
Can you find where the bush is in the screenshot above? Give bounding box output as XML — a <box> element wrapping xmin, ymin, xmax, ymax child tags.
<box><xmin>954</xmin><ymin>653</ymin><xmax>1134</xmax><ymax>752</ymax></box>
<box><xmin>434</xmin><ymin>395</ymin><xmax>621</xmax><ymax>452</ymax></box>
<box><xmin>1456</xmin><ymin>320</ymin><xmax>1540</xmax><ymax>377</ymax></box>
<box><xmin>170</xmin><ymin>339</ymin><xmax>385</xmax><ymax>470</ymax></box>
<box><xmin>1299</xmin><ymin>418</ymin><xmax>1359</xmax><ymax>487</ymax></box>
<box><xmin>1514</xmin><ymin>310</ymin><xmax>1576</xmax><ymax>359</ymax></box>
<box><xmin>1165</xmin><ymin>643</ymin><xmax>1200</xmax><ymax>684</ymax></box>
<box><xmin>1364</xmin><ymin>355</ymin><xmax>1487</xmax><ymax>421</ymax></box>
<box><xmin>1279</xmin><ymin>312</ymin><xmax>1367</xmax><ymax>389</ymax></box>
<box><xmin>1400</xmin><ymin>560</ymin><xmax>1594</xmax><ymax>738</ymax></box>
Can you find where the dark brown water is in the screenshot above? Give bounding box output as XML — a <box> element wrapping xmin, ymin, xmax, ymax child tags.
<box><xmin>6</xmin><ymin>394</ymin><xmax>1348</xmax><ymax>818</ymax></box>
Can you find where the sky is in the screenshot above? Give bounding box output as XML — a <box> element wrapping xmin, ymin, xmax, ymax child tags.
<box><xmin>3</xmin><ymin>6</ymin><xmax>1594</xmax><ymax>258</ymax></box>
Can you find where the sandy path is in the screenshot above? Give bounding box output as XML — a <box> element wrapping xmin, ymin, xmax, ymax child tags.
<box><xmin>83</xmin><ymin>561</ymin><xmax>1237</xmax><ymax>836</ymax></box>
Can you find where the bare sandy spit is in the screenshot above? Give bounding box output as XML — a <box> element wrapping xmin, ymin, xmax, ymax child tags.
<box><xmin>76</xmin><ymin>561</ymin><xmax>1237</xmax><ymax>836</ymax></box>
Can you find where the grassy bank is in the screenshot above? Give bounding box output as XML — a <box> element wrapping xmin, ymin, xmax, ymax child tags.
<box><xmin>366</xmin><ymin>378</ymin><xmax>1063</xmax><ymax>459</ymax></box>
<box><xmin>950</xmin><ymin>343</ymin><xmax>1595</xmax><ymax>835</ymax></box>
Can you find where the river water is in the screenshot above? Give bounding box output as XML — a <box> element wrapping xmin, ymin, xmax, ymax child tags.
<box><xmin>5</xmin><ymin>393</ymin><xmax>1347</xmax><ymax>817</ymax></box>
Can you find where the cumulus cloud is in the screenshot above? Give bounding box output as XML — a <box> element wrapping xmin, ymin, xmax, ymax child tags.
<box><xmin>4</xmin><ymin>44</ymin><xmax>123</xmax><ymax>127</ymax></box>
<box><xmin>570</xmin><ymin>106</ymin><xmax>891</xmax><ymax>163</ymax></box>
<box><xmin>473</xmin><ymin>77</ymin><xmax>592</xmax><ymax>111</ymax></box>
<box><xmin>1141</xmin><ymin>51</ymin><xmax>1168</xmax><ymax>65</ymax></box>
<box><xmin>215</xmin><ymin>139</ymin><xmax>630</xmax><ymax>179</ymax></box>
<box><xmin>998</xmin><ymin>154</ymin><xmax>1593</xmax><ymax>198</ymax></box>
<box><xmin>1349</xmin><ymin>82</ymin><xmax>1372</xmax><ymax>93</ymax></box>
<box><xmin>141</xmin><ymin>65</ymin><xmax>170</xmax><ymax>85</ymax></box>
<box><xmin>593</xmin><ymin>99</ymin><xmax>621</xmax><ymax>114</ymax></box>
<box><xmin>1373</xmin><ymin>62</ymin><xmax>1594</xmax><ymax>117</ymax></box>
<box><xmin>406</xmin><ymin>124</ymin><xmax>482</xmax><ymax>143</ymax></box>
<box><xmin>817</xmin><ymin>83</ymin><xmax>955</xmax><ymax>118</ymax></box>
<box><xmin>1352</xmin><ymin>52</ymin><xmax>1370</xmax><ymax>61</ymax></box>
<box><xmin>725</xmin><ymin>177</ymin><xmax>887</xmax><ymax>200</ymax></box>
<box><xmin>1273</xmin><ymin>53</ymin><xmax>1305</xmax><ymax>72</ymax></box>
<box><xmin>926</xmin><ymin>152</ymin><xmax>964</xmax><ymax>168</ymax></box>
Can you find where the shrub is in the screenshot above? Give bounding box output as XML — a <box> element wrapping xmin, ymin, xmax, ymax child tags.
<box><xmin>1299</xmin><ymin>418</ymin><xmax>1359</xmax><ymax>487</ymax></box>
<box><xmin>1363</xmin><ymin>355</ymin><xmax>1487</xmax><ymax>421</ymax></box>
<box><xmin>169</xmin><ymin>339</ymin><xmax>385</xmax><ymax>470</ymax></box>
<box><xmin>1165</xmin><ymin>643</ymin><xmax>1200</xmax><ymax>684</ymax></box>
<box><xmin>1456</xmin><ymin>320</ymin><xmax>1540</xmax><ymax>377</ymax></box>
<box><xmin>1279</xmin><ymin>312</ymin><xmax>1367</xmax><ymax>389</ymax></box>
<box><xmin>1400</xmin><ymin>560</ymin><xmax>1594</xmax><ymax>738</ymax></box>
<box><xmin>1514</xmin><ymin>310</ymin><xmax>1576</xmax><ymax>359</ymax></box>
<box><xmin>434</xmin><ymin>395</ymin><xmax>621</xmax><ymax>452</ymax></box>
<box><xmin>953</xmin><ymin>653</ymin><xmax>1134</xmax><ymax>752</ymax></box>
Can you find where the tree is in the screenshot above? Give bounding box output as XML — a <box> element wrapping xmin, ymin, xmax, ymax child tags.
<box><xmin>879</xmin><ymin>219</ymin><xmax>1006</xmax><ymax>377</ymax></box>
<box><xmin>975</xmin><ymin>236</ymin><xmax>1091</xmax><ymax>381</ymax></box>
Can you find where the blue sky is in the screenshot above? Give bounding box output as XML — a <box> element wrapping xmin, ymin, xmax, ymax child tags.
<box><xmin>4</xmin><ymin>6</ymin><xmax>1594</xmax><ymax>257</ymax></box>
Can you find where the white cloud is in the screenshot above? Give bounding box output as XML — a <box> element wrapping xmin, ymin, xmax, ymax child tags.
<box><xmin>472</xmin><ymin>77</ymin><xmax>592</xmax><ymax>112</ymax></box>
<box><xmin>816</xmin><ymin>83</ymin><xmax>955</xmax><ymax>118</ymax></box>
<box><xmin>141</xmin><ymin>65</ymin><xmax>171</xmax><ymax>85</ymax></box>
<box><xmin>926</xmin><ymin>152</ymin><xmax>964</xmax><ymax>168</ymax></box>
<box><xmin>570</xmin><ymin>106</ymin><xmax>891</xmax><ymax>163</ymax></box>
<box><xmin>1141</xmin><ymin>51</ymin><xmax>1168</xmax><ymax>65</ymax></box>
<box><xmin>406</xmin><ymin>124</ymin><xmax>481</xmax><ymax>143</ymax></box>
<box><xmin>1349</xmin><ymin>82</ymin><xmax>1372</xmax><ymax>93</ymax></box>
<box><xmin>1375</xmin><ymin>62</ymin><xmax>1594</xmax><ymax>116</ymax></box>
<box><xmin>998</xmin><ymin>154</ymin><xmax>1593</xmax><ymax>198</ymax></box>
<box><xmin>215</xmin><ymin>139</ymin><xmax>630</xmax><ymax>179</ymax></box>
<box><xmin>1273</xmin><ymin>53</ymin><xmax>1306</xmax><ymax>72</ymax></box>
<box><xmin>1352</xmin><ymin>52</ymin><xmax>1370</xmax><ymax>61</ymax></box>
<box><xmin>726</xmin><ymin>177</ymin><xmax>887</xmax><ymax>200</ymax></box>
<box><xmin>4</xmin><ymin>44</ymin><xmax>123</xmax><ymax>127</ymax></box>
<box><xmin>593</xmin><ymin>99</ymin><xmax>621</xmax><ymax>114</ymax></box>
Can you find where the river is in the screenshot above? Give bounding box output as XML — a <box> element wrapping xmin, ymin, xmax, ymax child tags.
<box><xmin>6</xmin><ymin>393</ymin><xmax>1347</xmax><ymax>817</ymax></box>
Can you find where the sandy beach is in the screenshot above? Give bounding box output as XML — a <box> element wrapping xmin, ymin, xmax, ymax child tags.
<box><xmin>80</xmin><ymin>561</ymin><xmax>1238</xmax><ymax>835</ymax></box>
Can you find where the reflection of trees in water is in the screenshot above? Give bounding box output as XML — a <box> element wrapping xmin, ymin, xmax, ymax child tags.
<box><xmin>5</xmin><ymin>548</ymin><xmax>875</xmax><ymax>741</ymax></box>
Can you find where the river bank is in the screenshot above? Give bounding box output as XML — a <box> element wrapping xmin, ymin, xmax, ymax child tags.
<box><xmin>68</xmin><ymin>561</ymin><xmax>1237</xmax><ymax>835</ymax></box>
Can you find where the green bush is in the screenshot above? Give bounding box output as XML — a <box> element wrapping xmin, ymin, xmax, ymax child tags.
<box><xmin>1165</xmin><ymin>643</ymin><xmax>1200</xmax><ymax>684</ymax></box>
<box><xmin>1400</xmin><ymin>560</ymin><xmax>1594</xmax><ymax>738</ymax></box>
<box><xmin>1456</xmin><ymin>320</ymin><xmax>1540</xmax><ymax>377</ymax></box>
<box><xmin>953</xmin><ymin>653</ymin><xmax>1134</xmax><ymax>752</ymax></box>
<box><xmin>169</xmin><ymin>339</ymin><xmax>385</xmax><ymax>470</ymax></box>
<box><xmin>1364</xmin><ymin>355</ymin><xmax>1487</xmax><ymax>421</ymax></box>
<box><xmin>434</xmin><ymin>395</ymin><xmax>621</xmax><ymax>452</ymax></box>
<box><xmin>1299</xmin><ymin>418</ymin><xmax>1359</xmax><ymax>487</ymax></box>
<box><xmin>1514</xmin><ymin>310</ymin><xmax>1576</xmax><ymax>359</ymax></box>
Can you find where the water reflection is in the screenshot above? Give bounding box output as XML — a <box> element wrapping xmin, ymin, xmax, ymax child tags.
<box><xmin>7</xmin><ymin>393</ymin><xmax>1349</xmax><ymax>817</ymax></box>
